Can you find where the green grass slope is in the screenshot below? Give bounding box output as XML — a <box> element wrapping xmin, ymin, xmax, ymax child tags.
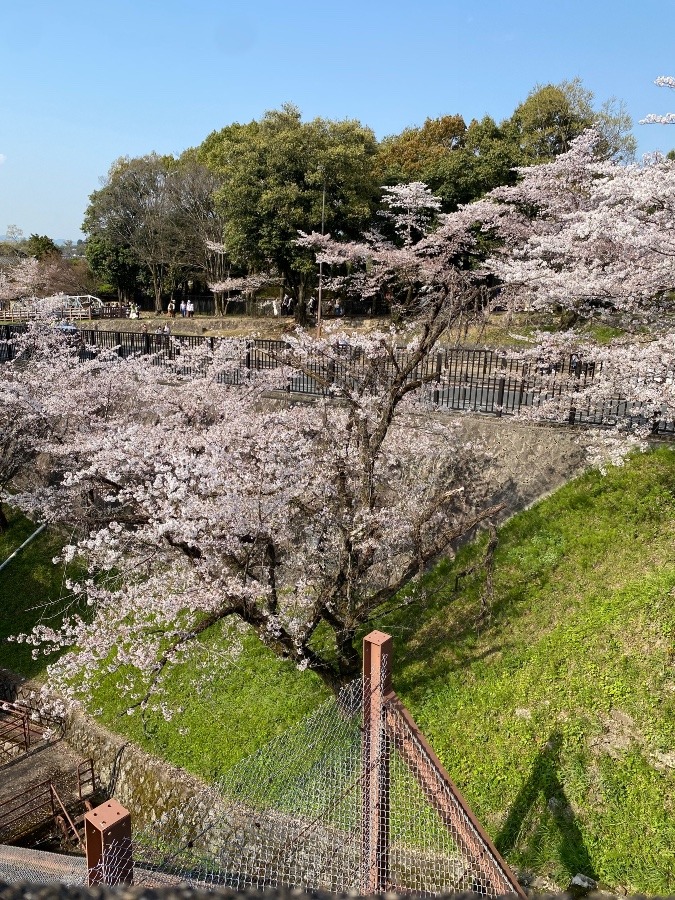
<box><xmin>0</xmin><ymin>507</ymin><xmax>329</xmax><ymax>775</ymax></box>
<box><xmin>373</xmin><ymin>445</ymin><xmax>675</xmax><ymax>893</ymax></box>
<box><xmin>0</xmin><ymin>510</ymin><xmax>86</xmax><ymax>677</ymax></box>
<box><xmin>1</xmin><ymin>446</ymin><xmax>674</xmax><ymax>892</ymax></box>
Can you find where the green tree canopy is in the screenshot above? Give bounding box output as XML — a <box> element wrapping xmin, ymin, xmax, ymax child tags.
<box><xmin>506</xmin><ymin>79</ymin><xmax>636</xmax><ymax>164</ymax></box>
<box><xmin>83</xmin><ymin>153</ymin><xmax>178</xmax><ymax>311</ymax></box>
<box><xmin>24</xmin><ymin>233</ymin><xmax>62</xmax><ymax>260</ymax></box>
<box><xmin>198</xmin><ymin>104</ymin><xmax>380</xmax><ymax>312</ymax></box>
<box><xmin>83</xmin><ymin>154</ymin><xmax>223</xmax><ymax>311</ymax></box>
<box><xmin>376</xmin><ymin>113</ymin><xmax>520</xmax><ymax>211</ymax></box>
<box><xmin>377</xmin><ymin>114</ymin><xmax>467</xmax><ymax>184</ymax></box>
<box><xmin>85</xmin><ymin>234</ymin><xmax>141</xmax><ymax>303</ymax></box>
<box><xmin>376</xmin><ymin>80</ymin><xmax>635</xmax><ymax>213</ymax></box>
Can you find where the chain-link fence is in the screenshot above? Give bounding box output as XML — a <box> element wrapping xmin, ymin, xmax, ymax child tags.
<box><xmin>115</xmin><ymin>633</ymin><xmax>522</xmax><ymax>897</ymax></box>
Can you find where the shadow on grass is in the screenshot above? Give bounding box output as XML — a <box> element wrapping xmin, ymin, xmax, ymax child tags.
<box><xmin>495</xmin><ymin>730</ymin><xmax>596</xmax><ymax>880</ymax></box>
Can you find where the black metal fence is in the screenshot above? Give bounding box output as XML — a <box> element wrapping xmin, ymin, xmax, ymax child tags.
<box><xmin>1</xmin><ymin>325</ymin><xmax>673</xmax><ymax>436</ymax></box>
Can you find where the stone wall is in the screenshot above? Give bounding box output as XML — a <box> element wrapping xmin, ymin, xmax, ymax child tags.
<box><xmin>62</xmin><ymin>708</ymin><xmax>214</xmax><ymax>831</ymax></box>
<box><xmin>450</xmin><ymin>416</ymin><xmax>589</xmax><ymax>518</ymax></box>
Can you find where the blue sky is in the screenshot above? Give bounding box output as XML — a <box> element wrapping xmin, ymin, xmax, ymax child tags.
<box><xmin>1</xmin><ymin>0</ymin><xmax>674</xmax><ymax>239</ymax></box>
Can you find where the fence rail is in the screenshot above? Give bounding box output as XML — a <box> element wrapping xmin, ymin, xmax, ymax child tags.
<box><xmin>0</xmin><ymin>701</ymin><xmax>57</xmax><ymax>762</ymax></box>
<box><xmin>1</xmin><ymin>325</ymin><xmax>673</xmax><ymax>435</ymax></box>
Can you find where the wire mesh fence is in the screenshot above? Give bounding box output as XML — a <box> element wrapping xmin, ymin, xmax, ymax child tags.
<box><xmin>0</xmin><ymin>633</ymin><xmax>520</xmax><ymax>895</ymax></box>
<box><xmin>119</xmin><ymin>635</ymin><xmax>522</xmax><ymax>897</ymax></box>
<box><xmin>129</xmin><ymin>680</ymin><xmax>365</xmax><ymax>892</ymax></box>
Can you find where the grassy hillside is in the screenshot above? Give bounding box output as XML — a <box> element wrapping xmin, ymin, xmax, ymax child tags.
<box><xmin>1</xmin><ymin>446</ymin><xmax>674</xmax><ymax>892</ymax></box>
<box><xmin>0</xmin><ymin>511</ymin><xmax>86</xmax><ymax>677</ymax></box>
<box><xmin>374</xmin><ymin>445</ymin><xmax>675</xmax><ymax>893</ymax></box>
<box><xmin>0</xmin><ymin>507</ymin><xmax>329</xmax><ymax>774</ymax></box>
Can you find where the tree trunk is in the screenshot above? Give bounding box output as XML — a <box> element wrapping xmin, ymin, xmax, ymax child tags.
<box><xmin>308</xmin><ymin>628</ymin><xmax>361</xmax><ymax>695</ymax></box>
<box><xmin>0</xmin><ymin>504</ymin><xmax>8</xmax><ymax>533</ymax></box>
<box><xmin>560</xmin><ymin>309</ymin><xmax>580</xmax><ymax>329</ymax></box>
<box><xmin>150</xmin><ymin>266</ymin><xmax>163</xmax><ymax>314</ymax></box>
<box><xmin>295</xmin><ymin>282</ymin><xmax>307</xmax><ymax>326</ymax></box>
<box><xmin>310</xmin><ymin>652</ymin><xmax>359</xmax><ymax>695</ymax></box>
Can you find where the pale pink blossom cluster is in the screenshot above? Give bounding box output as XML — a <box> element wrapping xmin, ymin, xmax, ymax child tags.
<box><xmin>3</xmin><ymin>134</ymin><xmax>675</xmax><ymax>713</ymax></box>
<box><xmin>0</xmin><ymin>257</ymin><xmax>42</xmax><ymax>301</ymax></box>
<box><xmin>640</xmin><ymin>76</ymin><xmax>675</xmax><ymax>125</ymax></box>
<box><xmin>473</xmin><ymin>129</ymin><xmax>675</xmax><ymax>328</ymax></box>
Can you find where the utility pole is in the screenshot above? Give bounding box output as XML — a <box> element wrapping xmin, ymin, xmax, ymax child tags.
<box><xmin>317</xmin><ymin>174</ymin><xmax>326</xmax><ymax>339</ymax></box>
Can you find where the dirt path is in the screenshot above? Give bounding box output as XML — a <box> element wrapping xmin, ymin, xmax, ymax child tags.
<box><xmin>0</xmin><ymin>739</ymin><xmax>85</xmax><ymax>807</ymax></box>
<box><xmin>71</xmin><ymin>312</ymin><xmax>526</xmax><ymax>347</ymax></box>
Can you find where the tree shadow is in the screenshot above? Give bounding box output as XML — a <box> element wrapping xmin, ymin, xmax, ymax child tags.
<box><xmin>495</xmin><ymin>730</ymin><xmax>597</xmax><ymax>880</ymax></box>
<box><xmin>373</xmin><ymin>493</ymin><xmax>564</xmax><ymax>702</ymax></box>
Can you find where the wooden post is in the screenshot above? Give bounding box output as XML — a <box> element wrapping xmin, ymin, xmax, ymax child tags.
<box><xmin>362</xmin><ymin>630</ymin><xmax>392</xmax><ymax>894</ymax></box>
<box><xmin>85</xmin><ymin>799</ymin><xmax>133</xmax><ymax>886</ymax></box>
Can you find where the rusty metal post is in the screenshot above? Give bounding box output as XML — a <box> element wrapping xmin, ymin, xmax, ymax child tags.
<box><xmin>362</xmin><ymin>630</ymin><xmax>392</xmax><ymax>894</ymax></box>
<box><xmin>85</xmin><ymin>799</ymin><xmax>133</xmax><ymax>886</ymax></box>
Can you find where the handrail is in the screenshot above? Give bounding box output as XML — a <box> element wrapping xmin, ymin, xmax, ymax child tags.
<box><xmin>0</xmin><ymin>523</ymin><xmax>47</xmax><ymax>574</ymax></box>
<box><xmin>0</xmin><ymin>708</ymin><xmax>30</xmax><ymax>754</ymax></box>
<box><xmin>77</xmin><ymin>758</ymin><xmax>96</xmax><ymax>800</ymax></box>
<box><xmin>50</xmin><ymin>783</ymin><xmax>84</xmax><ymax>849</ymax></box>
<box><xmin>0</xmin><ymin>700</ymin><xmax>54</xmax><ymax>753</ymax></box>
<box><xmin>0</xmin><ymin>774</ymin><xmax>87</xmax><ymax>848</ymax></box>
<box><xmin>0</xmin><ymin>780</ymin><xmax>54</xmax><ymax>831</ymax></box>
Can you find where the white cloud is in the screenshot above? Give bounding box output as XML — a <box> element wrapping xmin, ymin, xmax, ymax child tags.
<box><xmin>0</xmin><ymin>154</ymin><xmax>6</xmax><ymax>165</ymax></box>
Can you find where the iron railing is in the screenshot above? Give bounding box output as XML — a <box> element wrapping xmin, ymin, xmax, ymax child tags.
<box><xmin>1</xmin><ymin>325</ymin><xmax>673</xmax><ymax>435</ymax></box>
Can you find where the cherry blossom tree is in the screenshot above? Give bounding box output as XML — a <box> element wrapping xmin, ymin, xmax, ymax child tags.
<box><xmin>470</xmin><ymin>128</ymin><xmax>675</xmax><ymax>448</ymax></box>
<box><xmin>0</xmin><ymin>379</ymin><xmax>49</xmax><ymax>531</ymax></box>
<box><xmin>298</xmin><ymin>180</ymin><xmax>492</xmax><ymax>328</ymax></box>
<box><xmin>0</xmin><ymin>257</ymin><xmax>43</xmax><ymax>304</ymax></box>
<box><xmin>0</xmin><ymin>324</ymin><xmax>128</xmax><ymax>531</ymax></box>
<box><xmin>7</xmin><ymin>190</ymin><xmax>515</xmax><ymax>710</ymax></box>
<box><xmin>378</xmin><ymin>181</ymin><xmax>443</xmax><ymax>245</ymax></box>
<box><xmin>0</xmin><ymin>254</ymin><xmax>95</xmax><ymax>308</ymax></box>
<box><xmin>640</xmin><ymin>76</ymin><xmax>675</xmax><ymax>125</ymax></box>
<box><xmin>8</xmin><ymin>156</ymin><xmax>675</xmax><ymax>717</ymax></box>
<box><xmin>10</xmin><ymin>332</ymin><xmax>502</xmax><ymax>709</ymax></box>
<box><xmin>477</xmin><ymin>128</ymin><xmax>675</xmax><ymax>329</ymax></box>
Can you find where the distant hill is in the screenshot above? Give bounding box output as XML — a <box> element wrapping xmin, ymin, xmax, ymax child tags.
<box><xmin>0</xmin><ymin>236</ymin><xmax>77</xmax><ymax>245</ymax></box>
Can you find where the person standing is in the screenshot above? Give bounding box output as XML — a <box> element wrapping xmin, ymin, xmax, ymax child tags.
<box><xmin>180</xmin><ymin>299</ymin><xmax>187</xmax><ymax>317</ymax></box>
<box><xmin>186</xmin><ymin>299</ymin><xmax>195</xmax><ymax>318</ymax></box>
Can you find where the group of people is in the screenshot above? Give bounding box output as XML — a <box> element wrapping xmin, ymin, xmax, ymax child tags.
<box><xmin>166</xmin><ymin>299</ymin><xmax>195</xmax><ymax>318</ymax></box>
<box><xmin>307</xmin><ymin>296</ymin><xmax>343</xmax><ymax>318</ymax></box>
<box><xmin>269</xmin><ymin>295</ymin><xmax>343</xmax><ymax>318</ymax></box>
<box><xmin>141</xmin><ymin>323</ymin><xmax>171</xmax><ymax>335</ymax></box>
<box><xmin>158</xmin><ymin>294</ymin><xmax>346</xmax><ymax>319</ymax></box>
<box><xmin>271</xmin><ymin>294</ymin><xmax>295</xmax><ymax>317</ymax></box>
